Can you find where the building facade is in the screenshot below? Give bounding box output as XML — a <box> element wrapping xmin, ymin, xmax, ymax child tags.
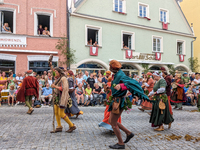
<box><xmin>180</xmin><ymin>0</ymin><xmax>199</xmax><ymax>72</ymax></box>
<box><xmin>0</xmin><ymin>0</ymin><xmax>67</xmax><ymax>74</ymax></box>
<box><xmin>69</xmin><ymin>0</ymin><xmax>194</xmax><ymax>75</ymax></box>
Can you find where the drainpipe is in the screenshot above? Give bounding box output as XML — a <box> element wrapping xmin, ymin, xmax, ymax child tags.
<box><xmin>191</xmin><ymin>37</ymin><xmax>197</xmax><ymax>72</ymax></box>
<box><xmin>66</xmin><ymin>0</ymin><xmax>70</xmax><ymax>69</ymax></box>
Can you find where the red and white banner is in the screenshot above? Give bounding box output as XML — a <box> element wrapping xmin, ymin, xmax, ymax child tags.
<box><xmin>125</xmin><ymin>50</ymin><xmax>132</xmax><ymax>59</ymax></box>
<box><xmin>162</xmin><ymin>22</ymin><xmax>168</xmax><ymax>30</ymax></box>
<box><xmin>90</xmin><ymin>47</ymin><xmax>98</xmax><ymax>56</ymax></box>
<box><xmin>155</xmin><ymin>52</ymin><xmax>161</xmax><ymax>60</ymax></box>
<box><xmin>179</xmin><ymin>54</ymin><xmax>184</xmax><ymax>62</ymax></box>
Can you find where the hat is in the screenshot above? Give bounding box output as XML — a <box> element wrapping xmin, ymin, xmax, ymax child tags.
<box><xmin>146</xmin><ymin>72</ymin><xmax>152</xmax><ymax>76</ymax></box>
<box><xmin>68</xmin><ymin>70</ymin><xmax>74</xmax><ymax>76</ymax></box>
<box><xmin>153</xmin><ymin>71</ymin><xmax>160</xmax><ymax>77</ymax></box>
<box><xmin>109</xmin><ymin>60</ymin><xmax>122</xmax><ymax>69</ymax></box>
<box><xmin>106</xmin><ymin>71</ymin><xmax>111</xmax><ymax>75</ymax></box>
<box><xmin>26</xmin><ymin>70</ymin><xmax>33</xmax><ymax>74</ymax></box>
<box><xmin>160</xmin><ymin>67</ymin><xmax>166</xmax><ymax>71</ymax></box>
<box><xmin>183</xmin><ymin>72</ymin><xmax>188</xmax><ymax>75</ymax></box>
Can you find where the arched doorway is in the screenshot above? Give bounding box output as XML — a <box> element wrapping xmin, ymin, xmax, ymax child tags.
<box><xmin>175</xmin><ymin>66</ymin><xmax>188</xmax><ymax>74</ymax></box>
<box><xmin>77</xmin><ymin>62</ymin><xmax>106</xmax><ymax>75</ymax></box>
<box><xmin>121</xmin><ymin>64</ymin><xmax>139</xmax><ymax>76</ymax></box>
<box><xmin>149</xmin><ymin>65</ymin><xmax>161</xmax><ymax>72</ymax></box>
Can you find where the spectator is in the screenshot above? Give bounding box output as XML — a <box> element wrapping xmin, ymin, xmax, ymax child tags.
<box><xmin>43</xmin><ymin>27</ymin><xmax>51</xmax><ymax>36</ymax></box>
<box><xmin>87</xmin><ymin>38</ymin><xmax>92</xmax><ymax>45</ymax></box>
<box><xmin>190</xmin><ymin>73</ymin><xmax>195</xmax><ymax>82</ymax></box>
<box><xmin>85</xmin><ymin>84</ymin><xmax>93</xmax><ymax>103</ymax></box>
<box><xmin>8</xmin><ymin>85</ymin><xmax>15</xmax><ymax>106</ymax></box>
<box><xmin>40</xmin><ymin>75</ymin><xmax>46</xmax><ymax>87</ymax></box>
<box><xmin>182</xmin><ymin>72</ymin><xmax>190</xmax><ymax>87</ymax></box>
<box><xmin>123</xmin><ymin>41</ymin><xmax>128</xmax><ymax>49</ymax></box>
<box><xmin>138</xmin><ymin>78</ymin><xmax>143</xmax><ymax>86</ymax></box>
<box><xmin>76</xmin><ymin>72</ymin><xmax>84</xmax><ymax>87</ymax></box>
<box><xmin>14</xmin><ymin>86</ymin><xmax>20</xmax><ymax>106</ymax></box>
<box><xmin>38</xmin><ymin>25</ymin><xmax>44</xmax><ymax>35</ymax></box>
<box><xmin>41</xmin><ymin>83</ymin><xmax>52</xmax><ymax>106</ymax></box>
<box><xmin>102</xmin><ymin>71</ymin><xmax>111</xmax><ymax>84</ymax></box>
<box><xmin>185</xmin><ymin>86</ymin><xmax>195</xmax><ymax>106</ymax></box>
<box><xmin>16</xmin><ymin>73</ymin><xmax>23</xmax><ymax>86</ymax></box>
<box><xmin>93</xmin><ymin>83</ymin><xmax>104</xmax><ymax>105</ymax></box>
<box><xmin>97</xmin><ymin>73</ymin><xmax>103</xmax><ymax>87</ymax></box>
<box><xmin>83</xmin><ymin>71</ymin><xmax>89</xmax><ymax>89</ymax></box>
<box><xmin>93</xmin><ymin>41</ymin><xmax>99</xmax><ymax>47</ymax></box>
<box><xmin>75</xmin><ymin>83</ymin><xmax>85</xmax><ymax>105</ymax></box>
<box><xmin>93</xmin><ymin>73</ymin><xmax>98</xmax><ymax>83</ymax></box>
<box><xmin>7</xmin><ymin>71</ymin><xmax>16</xmax><ymax>89</ymax></box>
<box><xmin>47</xmin><ymin>72</ymin><xmax>53</xmax><ymax>86</ymax></box>
<box><xmin>43</xmin><ymin>71</ymin><xmax>48</xmax><ymax>85</ymax></box>
<box><xmin>2</xmin><ymin>23</ymin><xmax>11</xmax><ymax>33</ymax></box>
<box><xmin>0</xmin><ymin>72</ymin><xmax>7</xmax><ymax>86</ymax></box>
<box><xmin>86</xmin><ymin>73</ymin><xmax>95</xmax><ymax>89</ymax></box>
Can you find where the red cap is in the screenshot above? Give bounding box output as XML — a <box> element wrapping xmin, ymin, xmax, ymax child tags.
<box><xmin>26</xmin><ymin>70</ymin><xmax>33</xmax><ymax>74</ymax></box>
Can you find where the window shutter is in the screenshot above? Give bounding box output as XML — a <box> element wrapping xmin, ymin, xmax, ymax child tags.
<box><xmin>123</xmin><ymin>0</ymin><xmax>126</xmax><ymax>13</ymax></box>
<box><xmin>113</xmin><ymin>0</ymin><xmax>115</xmax><ymax>11</ymax></box>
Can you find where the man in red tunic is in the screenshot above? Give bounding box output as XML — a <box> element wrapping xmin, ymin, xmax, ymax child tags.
<box><xmin>17</xmin><ymin>70</ymin><xmax>39</xmax><ymax>114</ymax></box>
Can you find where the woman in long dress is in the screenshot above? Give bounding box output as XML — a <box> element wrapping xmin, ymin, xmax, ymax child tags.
<box><xmin>138</xmin><ymin>72</ymin><xmax>154</xmax><ymax>112</ymax></box>
<box><xmin>148</xmin><ymin>71</ymin><xmax>174</xmax><ymax>131</ymax></box>
<box><xmin>65</xmin><ymin>70</ymin><xmax>83</xmax><ymax>118</ymax></box>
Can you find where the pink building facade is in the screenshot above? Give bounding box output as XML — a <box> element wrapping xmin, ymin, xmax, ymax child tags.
<box><xmin>0</xmin><ymin>0</ymin><xmax>67</xmax><ymax>74</ymax></box>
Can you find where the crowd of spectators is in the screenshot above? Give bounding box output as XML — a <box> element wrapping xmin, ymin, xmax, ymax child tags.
<box><xmin>0</xmin><ymin>68</ymin><xmax>199</xmax><ymax>109</ymax></box>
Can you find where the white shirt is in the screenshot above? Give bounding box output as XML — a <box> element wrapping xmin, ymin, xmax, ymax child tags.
<box><xmin>76</xmin><ymin>78</ymin><xmax>84</xmax><ymax>85</ymax></box>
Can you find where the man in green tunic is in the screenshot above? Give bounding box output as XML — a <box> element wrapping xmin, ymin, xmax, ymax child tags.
<box><xmin>108</xmin><ymin>60</ymin><xmax>149</xmax><ymax>149</ymax></box>
<box><xmin>148</xmin><ymin>71</ymin><xmax>174</xmax><ymax>131</ymax></box>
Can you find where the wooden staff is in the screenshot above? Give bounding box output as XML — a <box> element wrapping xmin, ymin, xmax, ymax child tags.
<box><xmin>48</xmin><ymin>54</ymin><xmax>56</xmax><ymax>133</ymax></box>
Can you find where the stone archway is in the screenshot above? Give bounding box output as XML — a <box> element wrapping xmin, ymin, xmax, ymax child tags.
<box><xmin>175</xmin><ymin>64</ymin><xmax>190</xmax><ymax>73</ymax></box>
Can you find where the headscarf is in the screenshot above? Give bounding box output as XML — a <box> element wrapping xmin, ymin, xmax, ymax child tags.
<box><xmin>153</xmin><ymin>71</ymin><xmax>160</xmax><ymax>77</ymax></box>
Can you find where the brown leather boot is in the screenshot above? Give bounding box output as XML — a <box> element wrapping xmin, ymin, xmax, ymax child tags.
<box><xmin>66</xmin><ymin>124</ymin><xmax>76</xmax><ymax>133</ymax></box>
<box><xmin>29</xmin><ymin>107</ymin><xmax>34</xmax><ymax>115</ymax></box>
<box><xmin>27</xmin><ymin>109</ymin><xmax>31</xmax><ymax>114</ymax></box>
<box><xmin>154</xmin><ymin>125</ymin><xmax>164</xmax><ymax>131</ymax></box>
<box><xmin>168</xmin><ymin>122</ymin><xmax>172</xmax><ymax>129</ymax></box>
<box><xmin>50</xmin><ymin>126</ymin><xmax>63</xmax><ymax>133</ymax></box>
<box><xmin>138</xmin><ymin>107</ymin><xmax>144</xmax><ymax>112</ymax></box>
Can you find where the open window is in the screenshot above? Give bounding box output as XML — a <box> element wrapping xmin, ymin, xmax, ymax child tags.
<box><xmin>34</xmin><ymin>12</ymin><xmax>53</xmax><ymax>37</ymax></box>
<box><xmin>85</xmin><ymin>25</ymin><xmax>102</xmax><ymax>47</ymax></box>
<box><xmin>122</xmin><ymin>31</ymin><xmax>135</xmax><ymax>50</ymax></box>
<box><xmin>177</xmin><ymin>40</ymin><xmax>185</xmax><ymax>55</ymax></box>
<box><xmin>0</xmin><ymin>10</ymin><xmax>13</xmax><ymax>33</ymax></box>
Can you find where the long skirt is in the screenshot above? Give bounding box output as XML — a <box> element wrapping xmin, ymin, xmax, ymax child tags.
<box><xmin>141</xmin><ymin>100</ymin><xmax>152</xmax><ymax>110</ymax></box>
<box><xmin>99</xmin><ymin>105</ymin><xmax>121</xmax><ymax>131</ymax></box>
<box><xmin>150</xmin><ymin>96</ymin><xmax>174</xmax><ymax>127</ymax></box>
<box><xmin>167</xmin><ymin>96</ymin><xmax>173</xmax><ymax>115</ymax></box>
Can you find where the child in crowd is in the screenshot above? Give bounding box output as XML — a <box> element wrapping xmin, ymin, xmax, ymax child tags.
<box><xmin>8</xmin><ymin>85</ymin><xmax>15</xmax><ymax>106</ymax></box>
<box><xmin>185</xmin><ymin>86</ymin><xmax>195</xmax><ymax>105</ymax></box>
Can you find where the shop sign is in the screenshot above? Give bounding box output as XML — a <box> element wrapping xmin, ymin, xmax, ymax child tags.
<box><xmin>129</xmin><ymin>52</ymin><xmax>160</xmax><ymax>61</ymax></box>
<box><xmin>0</xmin><ymin>34</ymin><xmax>27</xmax><ymax>47</ymax></box>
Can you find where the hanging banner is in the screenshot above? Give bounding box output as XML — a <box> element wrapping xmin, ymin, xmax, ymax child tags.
<box><xmin>155</xmin><ymin>52</ymin><xmax>161</xmax><ymax>60</ymax></box>
<box><xmin>125</xmin><ymin>50</ymin><xmax>132</xmax><ymax>59</ymax></box>
<box><xmin>90</xmin><ymin>46</ymin><xmax>98</xmax><ymax>56</ymax></box>
<box><xmin>179</xmin><ymin>54</ymin><xmax>184</xmax><ymax>62</ymax></box>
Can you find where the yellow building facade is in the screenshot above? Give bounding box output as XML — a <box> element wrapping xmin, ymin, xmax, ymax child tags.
<box><xmin>180</xmin><ymin>0</ymin><xmax>200</xmax><ymax>71</ymax></box>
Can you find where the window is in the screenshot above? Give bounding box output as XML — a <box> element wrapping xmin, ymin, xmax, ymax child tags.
<box><xmin>177</xmin><ymin>40</ymin><xmax>185</xmax><ymax>54</ymax></box>
<box><xmin>152</xmin><ymin>36</ymin><xmax>163</xmax><ymax>52</ymax></box>
<box><xmin>138</xmin><ymin>3</ymin><xmax>149</xmax><ymax>18</ymax></box>
<box><xmin>29</xmin><ymin>61</ymin><xmax>57</xmax><ymax>75</ymax></box>
<box><xmin>122</xmin><ymin>31</ymin><xmax>135</xmax><ymax>50</ymax></box>
<box><xmin>160</xmin><ymin>9</ymin><xmax>169</xmax><ymax>23</ymax></box>
<box><xmin>113</xmin><ymin>0</ymin><xmax>126</xmax><ymax>13</ymax></box>
<box><xmin>85</xmin><ymin>25</ymin><xmax>102</xmax><ymax>47</ymax></box>
<box><xmin>0</xmin><ymin>59</ymin><xmax>15</xmax><ymax>75</ymax></box>
<box><xmin>0</xmin><ymin>10</ymin><xmax>13</xmax><ymax>33</ymax></box>
<box><xmin>34</xmin><ymin>12</ymin><xmax>53</xmax><ymax>36</ymax></box>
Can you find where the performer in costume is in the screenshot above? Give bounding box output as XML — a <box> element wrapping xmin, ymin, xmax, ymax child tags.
<box><xmin>16</xmin><ymin>70</ymin><xmax>39</xmax><ymax>114</ymax></box>
<box><xmin>65</xmin><ymin>70</ymin><xmax>83</xmax><ymax>118</ymax></box>
<box><xmin>50</xmin><ymin>67</ymin><xmax>76</xmax><ymax>133</ymax></box>
<box><xmin>148</xmin><ymin>71</ymin><xmax>174</xmax><ymax>131</ymax></box>
<box><xmin>162</xmin><ymin>71</ymin><xmax>173</xmax><ymax>115</ymax></box>
<box><xmin>138</xmin><ymin>72</ymin><xmax>154</xmax><ymax>112</ymax></box>
<box><xmin>170</xmin><ymin>73</ymin><xmax>186</xmax><ymax>110</ymax></box>
<box><xmin>99</xmin><ymin>77</ymin><xmax>121</xmax><ymax>131</ymax></box>
<box><xmin>108</xmin><ymin>60</ymin><xmax>149</xmax><ymax>149</ymax></box>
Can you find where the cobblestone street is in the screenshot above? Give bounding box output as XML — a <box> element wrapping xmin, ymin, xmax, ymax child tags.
<box><xmin>0</xmin><ymin>105</ymin><xmax>200</xmax><ymax>150</ymax></box>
